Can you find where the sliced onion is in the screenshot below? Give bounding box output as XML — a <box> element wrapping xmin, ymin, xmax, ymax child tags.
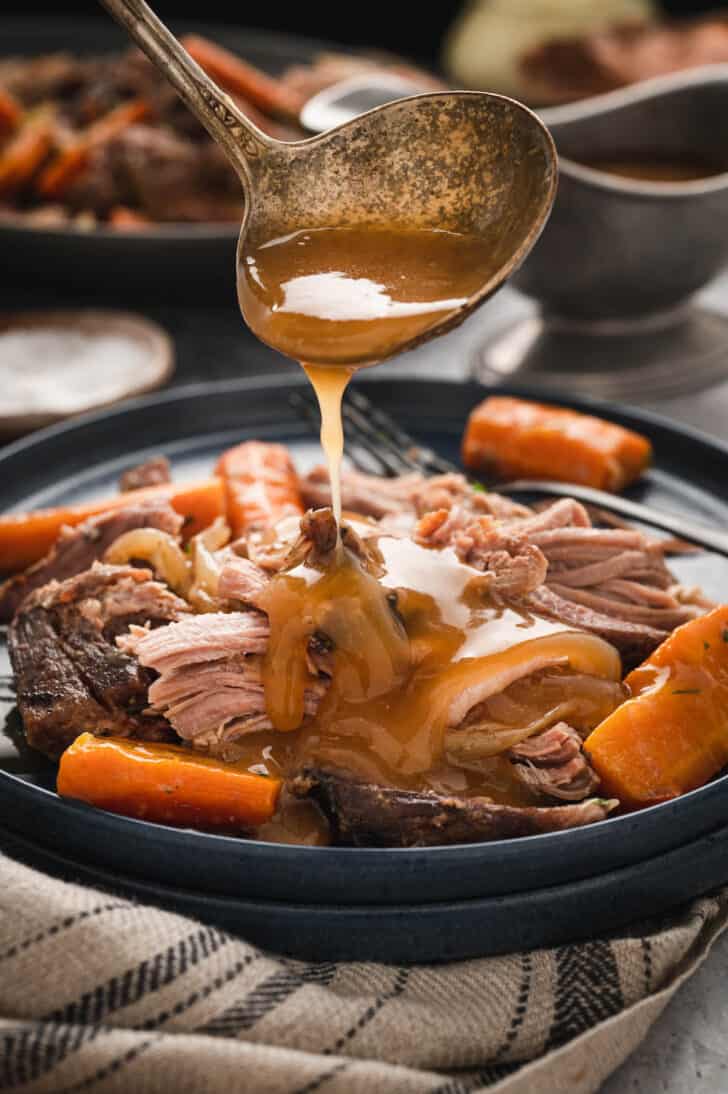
<box><xmin>105</xmin><ymin>528</ymin><xmax>191</xmax><ymax>596</ymax></box>
<box><xmin>445</xmin><ymin>671</ymin><xmax>627</xmax><ymax>768</ymax></box>
<box><xmin>187</xmin><ymin>517</ymin><xmax>231</xmax><ymax>610</ymax></box>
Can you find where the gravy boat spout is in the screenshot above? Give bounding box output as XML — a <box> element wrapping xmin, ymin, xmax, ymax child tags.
<box><xmin>476</xmin><ymin>65</ymin><xmax>728</xmax><ymax>399</ymax></box>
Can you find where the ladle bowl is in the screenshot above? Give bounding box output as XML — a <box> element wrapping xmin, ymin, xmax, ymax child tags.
<box><xmin>100</xmin><ymin>0</ymin><xmax>557</xmax><ymax>361</ymax></box>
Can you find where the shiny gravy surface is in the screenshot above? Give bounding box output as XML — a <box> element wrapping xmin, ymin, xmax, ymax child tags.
<box><xmin>238</xmin><ymin>226</ymin><xmax>495</xmax><ymax>365</ymax></box>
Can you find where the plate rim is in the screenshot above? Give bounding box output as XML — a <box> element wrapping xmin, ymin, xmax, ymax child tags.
<box><xmin>2</xmin><ymin>374</ymin><xmax>728</xmax><ymax>870</ymax></box>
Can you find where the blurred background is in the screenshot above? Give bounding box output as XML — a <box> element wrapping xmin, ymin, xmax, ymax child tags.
<box><xmin>4</xmin><ymin>2</ymin><xmax>724</xmax><ymax>65</ymax></box>
<box><xmin>4</xmin><ymin>0</ymin><xmax>728</xmax><ymax>434</ymax></box>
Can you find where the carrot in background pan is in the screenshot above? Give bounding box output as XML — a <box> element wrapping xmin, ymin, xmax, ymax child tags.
<box><xmin>36</xmin><ymin>98</ymin><xmax>150</xmax><ymax>199</ymax></box>
<box><xmin>182</xmin><ymin>34</ymin><xmax>305</xmax><ymax>120</ymax></box>
<box><xmin>216</xmin><ymin>441</ymin><xmax>304</xmax><ymax>537</ymax></box>
<box><xmin>462</xmin><ymin>395</ymin><xmax>652</xmax><ymax>492</ymax></box>
<box><xmin>58</xmin><ymin>733</ymin><xmax>281</xmax><ymax>830</ymax></box>
<box><xmin>0</xmin><ymin>478</ymin><xmax>224</xmax><ymax>575</ymax></box>
<box><xmin>585</xmin><ymin>606</ymin><xmax>728</xmax><ymax>809</ymax></box>
<box><xmin>0</xmin><ymin>86</ymin><xmax>22</xmax><ymax>135</ymax></box>
<box><xmin>108</xmin><ymin>205</ymin><xmax>152</xmax><ymax>229</ymax></box>
<box><xmin>0</xmin><ymin>109</ymin><xmax>54</xmax><ymax>197</ymax></box>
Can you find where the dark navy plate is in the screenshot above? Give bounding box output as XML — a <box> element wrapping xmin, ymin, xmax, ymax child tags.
<box><xmin>1</xmin><ymin>376</ymin><xmax>727</xmax><ymax>957</ymax></box>
<box><xmin>4</xmin><ymin>818</ymin><xmax>728</xmax><ymax>963</ymax></box>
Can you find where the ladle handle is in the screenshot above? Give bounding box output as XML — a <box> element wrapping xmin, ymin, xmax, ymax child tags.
<box><xmin>98</xmin><ymin>0</ymin><xmax>274</xmax><ymax>183</ymax></box>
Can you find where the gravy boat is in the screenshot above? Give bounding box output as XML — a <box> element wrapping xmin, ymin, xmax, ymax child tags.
<box><xmin>475</xmin><ymin>65</ymin><xmax>728</xmax><ymax>399</ymax></box>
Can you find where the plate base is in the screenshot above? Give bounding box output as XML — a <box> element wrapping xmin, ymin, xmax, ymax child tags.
<box><xmin>473</xmin><ymin>304</ymin><xmax>728</xmax><ymax>401</ymax></box>
<box><xmin>3</xmin><ymin>822</ymin><xmax>728</xmax><ymax>964</ymax></box>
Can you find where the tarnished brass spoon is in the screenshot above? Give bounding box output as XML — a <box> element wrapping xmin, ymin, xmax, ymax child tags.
<box><xmin>100</xmin><ymin>0</ymin><xmax>557</xmax><ymax>359</ymax></box>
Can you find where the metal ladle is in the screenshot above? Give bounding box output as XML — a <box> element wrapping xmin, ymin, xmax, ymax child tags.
<box><xmin>100</xmin><ymin>0</ymin><xmax>557</xmax><ymax>360</ymax></box>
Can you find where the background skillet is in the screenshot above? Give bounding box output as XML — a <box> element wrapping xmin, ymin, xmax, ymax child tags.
<box><xmin>0</xmin><ymin>16</ymin><xmax>350</xmax><ymax>299</ymax></box>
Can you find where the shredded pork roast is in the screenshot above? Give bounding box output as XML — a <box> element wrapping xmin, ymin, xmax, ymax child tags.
<box><xmin>5</xmin><ymin>461</ymin><xmax>712</xmax><ymax>843</ymax></box>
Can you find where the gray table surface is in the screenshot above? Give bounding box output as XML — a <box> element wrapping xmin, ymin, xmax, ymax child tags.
<box><xmin>4</xmin><ymin>270</ymin><xmax>728</xmax><ymax>1094</ymax></box>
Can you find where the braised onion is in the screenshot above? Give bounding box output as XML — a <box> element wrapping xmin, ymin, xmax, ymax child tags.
<box><xmin>105</xmin><ymin>528</ymin><xmax>191</xmax><ymax>596</ymax></box>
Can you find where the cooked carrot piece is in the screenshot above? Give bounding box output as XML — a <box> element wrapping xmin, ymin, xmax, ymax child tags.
<box><xmin>182</xmin><ymin>34</ymin><xmax>304</xmax><ymax>120</ymax></box>
<box><xmin>585</xmin><ymin>606</ymin><xmax>728</xmax><ymax>809</ymax></box>
<box><xmin>0</xmin><ymin>86</ymin><xmax>23</xmax><ymax>135</ymax></box>
<box><xmin>215</xmin><ymin>441</ymin><xmax>304</xmax><ymax>537</ymax></box>
<box><xmin>108</xmin><ymin>205</ymin><xmax>151</xmax><ymax>229</ymax></box>
<box><xmin>0</xmin><ymin>478</ymin><xmax>225</xmax><ymax>575</ymax></box>
<box><xmin>36</xmin><ymin>98</ymin><xmax>150</xmax><ymax>199</ymax></box>
<box><xmin>58</xmin><ymin>733</ymin><xmax>281</xmax><ymax>830</ymax></box>
<box><xmin>462</xmin><ymin>395</ymin><xmax>652</xmax><ymax>491</ymax></box>
<box><xmin>0</xmin><ymin>111</ymin><xmax>54</xmax><ymax>197</ymax></box>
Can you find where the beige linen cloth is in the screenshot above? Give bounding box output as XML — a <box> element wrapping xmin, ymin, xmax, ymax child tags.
<box><xmin>1</xmin><ymin>852</ymin><xmax>727</xmax><ymax>1094</ymax></box>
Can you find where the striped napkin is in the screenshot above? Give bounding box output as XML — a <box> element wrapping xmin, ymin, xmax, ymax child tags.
<box><xmin>1</xmin><ymin>851</ymin><xmax>726</xmax><ymax>1094</ymax></box>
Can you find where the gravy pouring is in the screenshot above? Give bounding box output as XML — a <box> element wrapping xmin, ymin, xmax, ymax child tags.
<box><xmin>233</xmin><ymin>223</ymin><xmax>623</xmax><ymax>837</ymax></box>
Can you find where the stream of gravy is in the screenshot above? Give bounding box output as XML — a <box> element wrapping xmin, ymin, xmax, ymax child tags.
<box><xmin>235</xmin><ymin>224</ymin><xmax>621</xmax><ymax>842</ymax></box>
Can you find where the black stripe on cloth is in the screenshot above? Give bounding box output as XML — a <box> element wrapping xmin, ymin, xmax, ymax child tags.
<box><xmin>0</xmin><ymin>902</ymin><xmax>129</xmax><ymax>964</ymax></box>
<box><xmin>1</xmin><ymin>1022</ymin><xmax>102</xmax><ymax>1091</ymax></box>
<box><xmin>1</xmin><ymin>954</ymin><xmax>250</xmax><ymax>1091</ymax></box>
<box><xmin>323</xmin><ymin>968</ymin><xmax>410</xmax><ymax>1057</ymax></box>
<box><xmin>545</xmin><ymin>939</ymin><xmax>624</xmax><ymax>1051</ymax></box>
<box><xmin>139</xmin><ymin>955</ymin><xmax>257</xmax><ymax>1031</ymax></box>
<box><xmin>641</xmin><ymin>937</ymin><xmax>653</xmax><ymax>995</ymax></box>
<box><xmin>491</xmin><ymin>951</ymin><xmax>533</xmax><ymax>1064</ymax></box>
<box><xmin>43</xmin><ymin>925</ymin><xmax>228</xmax><ymax>1027</ymax></box>
<box><xmin>426</xmin><ymin>954</ymin><xmax>534</xmax><ymax>1094</ymax></box>
<box><xmin>292</xmin><ymin>1061</ymin><xmax>351</xmax><ymax>1094</ymax></box>
<box><xmin>430</xmin><ymin>1061</ymin><xmax>521</xmax><ymax>1094</ymax></box>
<box><xmin>202</xmin><ymin>962</ymin><xmax>337</xmax><ymax>1036</ymax></box>
<box><xmin>53</xmin><ymin>1035</ymin><xmax>161</xmax><ymax>1094</ymax></box>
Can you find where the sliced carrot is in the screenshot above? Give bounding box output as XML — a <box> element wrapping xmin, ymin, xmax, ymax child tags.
<box><xmin>108</xmin><ymin>205</ymin><xmax>152</xmax><ymax>229</ymax></box>
<box><xmin>462</xmin><ymin>395</ymin><xmax>652</xmax><ymax>491</ymax></box>
<box><xmin>36</xmin><ymin>98</ymin><xmax>150</xmax><ymax>199</ymax></box>
<box><xmin>0</xmin><ymin>478</ymin><xmax>225</xmax><ymax>575</ymax></box>
<box><xmin>182</xmin><ymin>34</ymin><xmax>304</xmax><ymax>120</ymax></box>
<box><xmin>215</xmin><ymin>441</ymin><xmax>304</xmax><ymax>537</ymax></box>
<box><xmin>0</xmin><ymin>111</ymin><xmax>54</xmax><ymax>197</ymax></box>
<box><xmin>585</xmin><ymin>606</ymin><xmax>728</xmax><ymax>809</ymax></box>
<box><xmin>58</xmin><ymin>733</ymin><xmax>281</xmax><ymax>830</ymax></box>
<box><xmin>0</xmin><ymin>86</ymin><xmax>23</xmax><ymax>135</ymax></box>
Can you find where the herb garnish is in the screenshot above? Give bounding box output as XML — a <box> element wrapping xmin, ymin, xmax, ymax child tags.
<box><xmin>672</xmin><ymin>688</ymin><xmax>701</xmax><ymax>695</ymax></box>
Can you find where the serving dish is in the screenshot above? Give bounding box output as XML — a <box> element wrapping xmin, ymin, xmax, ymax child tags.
<box><xmin>1</xmin><ymin>375</ymin><xmax>727</xmax><ymax>960</ymax></box>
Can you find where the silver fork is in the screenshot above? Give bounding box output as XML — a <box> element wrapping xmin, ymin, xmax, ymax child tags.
<box><xmin>290</xmin><ymin>388</ymin><xmax>728</xmax><ymax>557</ymax></box>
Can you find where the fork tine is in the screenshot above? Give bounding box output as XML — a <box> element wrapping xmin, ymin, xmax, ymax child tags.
<box><xmin>289</xmin><ymin>389</ymin><xmax>391</xmax><ymax>476</ymax></box>
<box><xmin>346</xmin><ymin>389</ymin><xmax>459</xmax><ymax>475</ymax></box>
<box><xmin>289</xmin><ymin>385</ymin><xmax>460</xmax><ymax>481</ymax></box>
<box><xmin>342</xmin><ymin>402</ymin><xmax>421</xmax><ymax>474</ymax></box>
<box><xmin>342</xmin><ymin>411</ymin><xmax>414</xmax><ymax>477</ymax></box>
<box><xmin>288</xmin><ymin>390</ymin><xmax>320</xmax><ymax>433</ymax></box>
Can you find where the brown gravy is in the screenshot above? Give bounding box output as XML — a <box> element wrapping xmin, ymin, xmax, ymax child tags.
<box><xmin>233</xmin><ymin>529</ymin><xmax>621</xmax><ymax>806</ymax></box>
<box><xmin>579</xmin><ymin>157</ymin><xmax>723</xmax><ymax>182</ymax></box>
<box><xmin>234</xmin><ymin>223</ymin><xmax>621</xmax><ymax>837</ymax></box>
<box><xmin>238</xmin><ymin>226</ymin><xmax>495</xmax><ymax>365</ymax></box>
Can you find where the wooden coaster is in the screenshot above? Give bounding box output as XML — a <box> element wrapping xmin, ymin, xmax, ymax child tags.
<box><xmin>0</xmin><ymin>310</ymin><xmax>175</xmax><ymax>437</ymax></box>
